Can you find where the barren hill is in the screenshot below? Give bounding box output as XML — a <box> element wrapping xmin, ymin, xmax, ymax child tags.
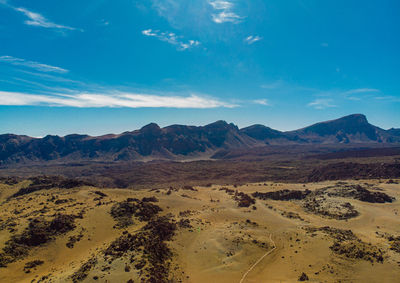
<box><xmin>1</xmin><ymin>114</ymin><xmax>399</xmax><ymax>165</ymax></box>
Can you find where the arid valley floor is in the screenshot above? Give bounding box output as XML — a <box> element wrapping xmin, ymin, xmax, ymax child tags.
<box><xmin>0</xmin><ymin>177</ymin><xmax>399</xmax><ymax>283</ymax></box>
<box><xmin>2</xmin><ymin>0</ymin><xmax>400</xmax><ymax>279</ymax></box>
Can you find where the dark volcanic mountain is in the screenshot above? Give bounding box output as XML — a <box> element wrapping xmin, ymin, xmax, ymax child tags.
<box><xmin>0</xmin><ymin>121</ymin><xmax>256</xmax><ymax>165</ymax></box>
<box><xmin>387</xmin><ymin>128</ymin><xmax>400</xmax><ymax>137</ymax></box>
<box><xmin>240</xmin><ymin>124</ymin><xmax>306</xmax><ymax>145</ymax></box>
<box><xmin>287</xmin><ymin>114</ymin><xmax>394</xmax><ymax>144</ymax></box>
<box><xmin>239</xmin><ymin>124</ymin><xmax>293</xmax><ymax>144</ymax></box>
<box><xmin>0</xmin><ymin>114</ymin><xmax>399</xmax><ymax>165</ymax></box>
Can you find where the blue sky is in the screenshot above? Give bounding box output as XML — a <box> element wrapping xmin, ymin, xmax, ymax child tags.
<box><xmin>0</xmin><ymin>0</ymin><xmax>399</xmax><ymax>136</ymax></box>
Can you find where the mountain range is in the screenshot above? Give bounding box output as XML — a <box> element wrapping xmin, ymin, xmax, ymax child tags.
<box><xmin>1</xmin><ymin>114</ymin><xmax>399</xmax><ymax>165</ymax></box>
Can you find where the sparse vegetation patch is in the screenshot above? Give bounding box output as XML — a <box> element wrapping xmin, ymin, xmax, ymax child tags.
<box><xmin>105</xmin><ymin>216</ymin><xmax>177</xmax><ymax>282</ymax></box>
<box><xmin>110</xmin><ymin>198</ymin><xmax>162</xmax><ymax>228</ymax></box>
<box><xmin>306</xmin><ymin>226</ymin><xmax>385</xmax><ymax>263</ymax></box>
<box><xmin>252</xmin><ymin>189</ymin><xmax>311</xmax><ymax>201</ymax></box>
<box><xmin>0</xmin><ymin>214</ymin><xmax>77</xmax><ymax>267</ymax></box>
<box><xmin>10</xmin><ymin>176</ymin><xmax>92</xmax><ymax>199</ymax></box>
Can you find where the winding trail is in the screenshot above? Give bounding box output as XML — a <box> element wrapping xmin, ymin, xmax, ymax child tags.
<box><xmin>239</xmin><ymin>233</ymin><xmax>276</xmax><ymax>283</ymax></box>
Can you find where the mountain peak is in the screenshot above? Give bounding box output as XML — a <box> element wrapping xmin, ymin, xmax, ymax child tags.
<box><xmin>336</xmin><ymin>114</ymin><xmax>368</xmax><ymax>124</ymax></box>
<box><xmin>140</xmin><ymin>123</ymin><xmax>160</xmax><ymax>130</ymax></box>
<box><xmin>204</xmin><ymin>120</ymin><xmax>239</xmax><ymax>131</ymax></box>
<box><xmin>206</xmin><ymin>120</ymin><xmax>229</xmax><ymax>126</ymax></box>
<box><xmin>291</xmin><ymin>113</ymin><xmax>380</xmax><ymax>142</ymax></box>
<box><xmin>240</xmin><ymin>124</ymin><xmax>284</xmax><ymax>141</ymax></box>
<box><xmin>139</xmin><ymin>123</ymin><xmax>161</xmax><ymax>136</ymax></box>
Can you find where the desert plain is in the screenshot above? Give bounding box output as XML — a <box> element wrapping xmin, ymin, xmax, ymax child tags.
<box><xmin>0</xmin><ymin>176</ymin><xmax>399</xmax><ymax>283</ymax></box>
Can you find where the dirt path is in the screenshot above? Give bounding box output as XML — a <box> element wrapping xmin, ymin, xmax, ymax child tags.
<box><xmin>239</xmin><ymin>233</ymin><xmax>276</xmax><ymax>283</ymax></box>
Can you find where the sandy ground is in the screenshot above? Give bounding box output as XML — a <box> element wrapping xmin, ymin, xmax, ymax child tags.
<box><xmin>0</xmin><ymin>179</ymin><xmax>399</xmax><ymax>282</ymax></box>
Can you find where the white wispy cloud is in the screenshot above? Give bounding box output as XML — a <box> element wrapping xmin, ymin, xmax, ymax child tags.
<box><xmin>100</xmin><ymin>19</ymin><xmax>110</xmax><ymax>26</ymax></box>
<box><xmin>345</xmin><ymin>96</ymin><xmax>362</xmax><ymax>101</ymax></box>
<box><xmin>253</xmin><ymin>99</ymin><xmax>269</xmax><ymax>106</ymax></box>
<box><xmin>0</xmin><ymin>91</ymin><xmax>237</xmax><ymax>108</ymax></box>
<box><xmin>208</xmin><ymin>0</ymin><xmax>242</xmax><ymax>24</ymax></box>
<box><xmin>341</xmin><ymin>89</ymin><xmax>399</xmax><ymax>103</ymax></box>
<box><xmin>0</xmin><ymin>56</ymin><xmax>68</xmax><ymax>73</ymax></box>
<box><xmin>4</xmin><ymin>77</ymin><xmax>79</xmax><ymax>94</ymax></box>
<box><xmin>307</xmin><ymin>98</ymin><xmax>337</xmax><ymax>110</ymax></box>
<box><xmin>373</xmin><ymin>95</ymin><xmax>400</xmax><ymax>102</ymax></box>
<box><xmin>14</xmin><ymin>7</ymin><xmax>76</xmax><ymax>30</ymax></box>
<box><xmin>245</xmin><ymin>35</ymin><xmax>262</xmax><ymax>44</ymax></box>
<box><xmin>208</xmin><ymin>0</ymin><xmax>233</xmax><ymax>10</ymax></box>
<box><xmin>0</xmin><ymin>1</ymin><xmax>78</xmax><ymax>31</ymax></box>
<box><xmin>260</xmin><ymin>80</ymin><xmax>284</xmax><ymax>89</ymax></box>
<box><xmin>142</xmin><ymin>29</ymin><xmax>200</xmax><ymax>51</ymax></box>
<box><xmin>344</xmin><ymin>88</ymin><xmax>380</xmax><ymax>95</ymax></box>
<box><xmin>343</xmin><ymin>88</ymin><xmax>380</xmax><ymax>101</ymax></box>
<box><xmin>212</xmin><ymin>11</ymin><xmax>242</xmax><ymax>24</ymax></box>
<box><xmin>17</xmin><ymin>70</ymin><xmax>78</xmax><ymax>84</ymax></box>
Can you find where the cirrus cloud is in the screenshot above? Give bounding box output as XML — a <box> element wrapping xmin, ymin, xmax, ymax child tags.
<box><xmin>0</xmin><ymin>1</ymin><xmax>79</xmax><ymax>31</ymax></box>
<box><xmin>208</xmin><ymin>0</ymin><xmax>243</xmax><ymax>24</ymax></box>
<box><xmin>253</xmin><ymin>99</ymin><xmax>269</xmax><ymax>106</ymax></box>
<box><xmin>142</xmin><ymin>29</ymin><xmax>200</xmax><ymax>51</ymax></box>
<box><xmin>307</xmin><ymin>98</ymin><xmax>337</xmax><ymax>110</ymax></box>
<box><xmin>14</xmin><ymin>7</ymin><xmax>77</xmax><ymax>30</ymax></box>
<box><xmin>0</xmin><ymin>91</ymin><xmax>237</xmax><ymax>109</ymax></box>
<box><xmin>245</xmin><ymin>35</ymin><xmax>262</xmax><ymax>44</ymax></box>
<box><xmin>0</xmin><ymin>56</ymin><xmax>69</xmax><ymax>73</ymax></box>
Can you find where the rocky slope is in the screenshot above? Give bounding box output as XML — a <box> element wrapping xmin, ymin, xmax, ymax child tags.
<box><xmin>1</xmin><ymin>114</ymin><xmax>399</xmax><ymax>165</ymax></box>
<box><xmin>0</xmin><ymin>121</ymin><xmax>257</xmax><ymax>164</ymax></box>
<box><xmin>287</xmin><ymin>114</ymin><xmax>394</xmax><ymax>144</ymax></box>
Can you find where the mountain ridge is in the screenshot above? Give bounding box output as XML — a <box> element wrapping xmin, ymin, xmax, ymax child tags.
<box><xmin>1</xmin><ymin>114</ymin><xmax>399</xmax><ymax>165</ymax></box>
